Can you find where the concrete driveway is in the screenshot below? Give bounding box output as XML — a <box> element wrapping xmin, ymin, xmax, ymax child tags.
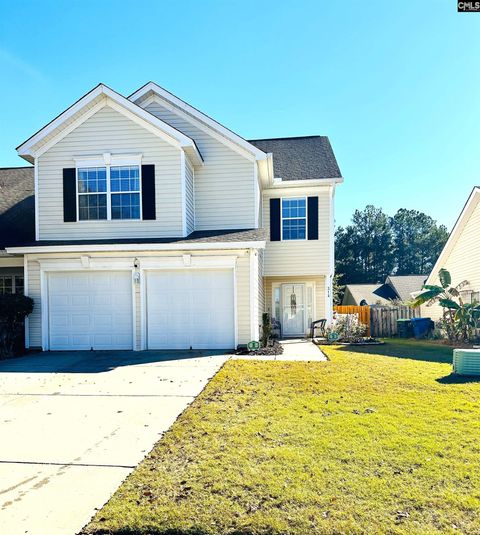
<box><xmin>0</xmin><ymin>350</ymin><xmax>228</xmax><ymax>535</ymax></box>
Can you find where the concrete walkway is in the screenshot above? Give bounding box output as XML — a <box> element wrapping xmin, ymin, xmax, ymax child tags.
<box><xmin>232</xmin><ymin>339</ymin><xmax>327</xmax><ymax>361</ymax></box>
<box><xmin>0</xmin><ymin>350</ymin><xmax>228</xmax><ymax>535</ymax></box>
<box><xmin>280</xmin><ymin>339</ymin><xmax>327</xmax><ymax>360</ymax></box>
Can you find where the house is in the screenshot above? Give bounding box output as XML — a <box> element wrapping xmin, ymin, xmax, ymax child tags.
<box><xmin>425</xmin><ymin>186</ymin><xmax>480</xmax><ymax>321</ymax></box>
<box><xmin>342</xmin><ymin>275</ymin><xmax>427</xmax><ymax>306</ymax></box>
<box><xmin>0</xmin><ymin>82</ymin><xmax>343</xmax><ymax>351</ymax></box>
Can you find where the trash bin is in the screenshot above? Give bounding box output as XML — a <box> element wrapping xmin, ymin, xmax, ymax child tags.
<box><xmin>410</xmin><ymin>317</ymin><xmax>434</xmax><ymax>339</ymax></box>
<box><xmin>397</xmin><ymin>319</ymin><xmax>413</xmax><ymax>338</ymax></box>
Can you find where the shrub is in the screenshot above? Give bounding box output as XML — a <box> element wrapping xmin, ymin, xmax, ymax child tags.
<box><xmin>260</xmin><ymin>312</ymin><xmax>272</xmax><ymax>348</ymax></box>
<box><xmin>0</xmin><ymin>294</ymin><xmax>34</xmax><ymax>358</ymax></box>
<box><xmin>327</xmin><ymin>314</ymin><xmax>367</xmax><ymax>343</ymax></box>
<box><xmin>412</xmin><ymin>268</ymin><xmax>480</xmax><ymax>342</ymax></box>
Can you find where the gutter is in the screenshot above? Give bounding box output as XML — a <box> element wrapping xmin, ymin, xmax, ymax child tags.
<box><xmin>6</xmin><ymin>240</ymin><xmax>267</xmax><ymax>254</ymax></box>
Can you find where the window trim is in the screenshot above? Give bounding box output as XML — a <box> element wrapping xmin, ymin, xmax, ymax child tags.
<box><xmin>76</xmin><ymin>163</ymin><xmax>143</xmax><ymax>222</ymax></box>
<box><xmin>280</xmin><ymin>196</ymin><xmax>307</xmax><ymax>241</ymax></box>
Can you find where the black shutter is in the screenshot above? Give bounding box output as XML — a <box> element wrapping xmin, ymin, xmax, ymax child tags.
<box><xmin>307</xmin><ymin>196</ymin><xmax>318</xmax><ymax>240</ymax></box>
<box><xmin>63</xmin><ymin>168</ymin><xmax>76</xmax><ymax>222</ymax></box>
<box><xmin>270</xmin><ymin>198</ymin><xmax>281</xmax><ymax>241</ymax></box>
<box><xmin>141</xmin><ymin>164</ymin><xmax>156</xmax><ymax>220</ymax></box>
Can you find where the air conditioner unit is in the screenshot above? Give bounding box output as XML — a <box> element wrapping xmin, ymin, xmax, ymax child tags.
<box><xmin>453</xmin><ymin>349</ymin><xmax>480</xmax><ymax>376</ymax></box>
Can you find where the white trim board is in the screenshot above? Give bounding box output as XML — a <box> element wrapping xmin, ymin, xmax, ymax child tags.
<box><xmin>7</xmin><ymin>241</ymin><xmax>266</xmax><ymax>254</ymax></box>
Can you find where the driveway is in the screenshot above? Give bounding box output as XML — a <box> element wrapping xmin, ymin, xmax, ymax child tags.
<box><xmin>0</xmin><ymin>350</ymin><xmax>229</xmax><ymax>535</ymax></box>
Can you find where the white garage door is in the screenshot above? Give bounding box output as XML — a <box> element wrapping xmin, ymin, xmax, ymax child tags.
<box><xmin>147</xmin><ymin>270</ymin><xmax>235</xmax><ymax>349</ymax></box>
<box><xmin>48</xmin><ymin>271</ymin><xmax>133</xmax><ymax>350</ymax></box>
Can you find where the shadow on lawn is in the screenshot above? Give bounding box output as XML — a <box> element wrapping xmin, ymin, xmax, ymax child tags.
<box><xmin>333</xmin><ymin>339</ymin><xmax>453</xmax><ymax>364</ymax></box>
<box><xmin>436</xmin><ymin>373</ymin><xmax>480</xmax><ymax>384</ymax></box>
<box><xmin>83</xmin><ymin>528</ymin><xmax>283</xmax><ymax>535</ymax></box>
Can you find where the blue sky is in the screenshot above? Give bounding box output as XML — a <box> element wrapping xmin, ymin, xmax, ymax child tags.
<box><xmin>0</xmin><ymin>0</ymin><xmax>479</xmax><ymax>229</ymax></box>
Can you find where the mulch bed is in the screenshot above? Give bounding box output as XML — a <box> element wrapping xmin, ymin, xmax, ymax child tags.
<box><xmin>315</xmin><ymin>338</ymin><xmax>384</xmax><ymax>347</ymax></box>
<box><xmin>234</xmin><ymin>341</ymin><xmax>284</xmax><ymax>356</ymax></box>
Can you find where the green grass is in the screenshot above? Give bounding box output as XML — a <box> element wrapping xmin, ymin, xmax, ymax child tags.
<box><xmin>82</xmin><ymin>340</ymin><xmax>480</xmax><ymax>535</ymax></box>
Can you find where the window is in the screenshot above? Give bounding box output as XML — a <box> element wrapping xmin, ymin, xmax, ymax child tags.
<box><xmin>77</xmin><ymin>165</ymin><xmax>141</xmax><ymax>221</ymax></box>
<box><xmin>110</xmin><ymin>166</ymin><xmax>140</xmax><ymax>220</ymax></box>
<box><xmin>0</xmin><ymin>276</ymin><xmax>24</xmax><ymax>295</ymax></box>
<box><xmin>274</xmin><ymin>287</ymin><xmax>281</xmax><ymax>320</ymax></box>
<box><xmin>282</xmin><ymin>198</ymin><xmax>306</xmax><ymax>240</ymax></box>
<box><xmin>78</xmin><ymin>167</ymin><xmax>107</xmax><ymax>220</ymax></box>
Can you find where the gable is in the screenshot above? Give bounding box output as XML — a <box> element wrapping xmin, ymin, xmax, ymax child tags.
<box><xmin>17</xmin><ymin>84</ymin><xmax>203</xmax><ymax>166</ymax></box>
<box><xmin>129</xmin><ymin>83</ymin><xmax>267</xmax><ymax>161</ymax></box>
<box><xmin>143</xmin><ymin>99</ymin><xmax>253</xmax><ymax>164</ymax></box>
<box><xmin>42</xmin><ymin>103</ymin><xmax>181</xmax><ymax>158</ymax></box>
<box><xmin>427</xmin><ymin>188</ymin><xmax>480</xmax><ymax>290</ymax></box>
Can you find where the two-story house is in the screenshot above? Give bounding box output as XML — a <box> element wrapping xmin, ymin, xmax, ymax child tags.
<box><xmin>0</xmin><ymin>82</ymin><xmax>343</xmax><ymax>351</ymax></box>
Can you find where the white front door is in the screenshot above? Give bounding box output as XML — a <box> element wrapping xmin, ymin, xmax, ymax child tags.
<box><xmin>282</xmin><ymin>283</ymin><xmax>305</xmax><ymax>336</ymax></box>
<box><xmin>48</xmin><ymin>271</ymin><xmax>133</xmax><ymax>350</ymax></box>
<box><xmin>146</xmin><ymin>269</ymin><xmax>235</xmax><ymax>349</ymax></box>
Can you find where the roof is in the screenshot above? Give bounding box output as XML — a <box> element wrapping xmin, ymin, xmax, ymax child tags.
<box><xmin>342</xmin><ymin>284</ymin><xmax>392</xmax><ymax>306</ymax></box>
<box><xmin>6</xmin><ymin>229</ymin><xmax>266</xmax><ymax>253</ymax></box>
<box><xmin>427</xmin><ymin>186</ymin><xmax>480</xmax><ymax>285</ymax></box>
<box><xmin>248</xmin><ymin>136</ymin><xmax>342</xmax><ymax>181</ymax></box>
<box><xmin>386</xmin><ymin>275</ymin><xmax>428</xmax><ymax>302</ymax></box>
<box><xmin>0</xmin><ymin>167</ymin><xmax>35</xmax><ymax>249</ymax></box>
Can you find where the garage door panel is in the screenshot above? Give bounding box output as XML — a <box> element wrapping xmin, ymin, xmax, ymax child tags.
<box><xmin>147</xmin><ymin>269</ymin><xmax>234</xmax><ymax>350</ymax></box>
<box><xmin>48</xmin><ymin>272</ymin><xmax>133</xmax><ymax>351</ymax></box>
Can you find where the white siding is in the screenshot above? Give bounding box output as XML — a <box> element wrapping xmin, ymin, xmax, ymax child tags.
<box><xmin>236</xmin><ymin>254</ymin><xmax>251</xmax><ymax>344</ymax></box>
<box><xmin>27</xmin><ymin>258</ymin><xmax>41</xmax><ymax>348</ymax></box>
<box><xmin>185</xmin><ymin>158</ymin><xmax>195</xmax><ymax>234</ymax></box>
<box><xmin>144</xmin><ymin>101</ymin><xmax>256</xmax><ymax>230</ymax></box>
<box><xmin>427</xmin><ymin>197</ymin><xmax>480</xmax><ymax>322</ymax></box>
<box><xmin>263</xmin><ymin>186</ymin><xmax>332</xmax><ymax>276</ymax></box>
<box><xmin>258</xmin><ymin>249</ymin><xmax>265</xmax><ymax>325</ymax></box>
<box><xmin>37</xmin><ymin>104</ymin><xmax>183</xmax><ymax>240</ymax></box>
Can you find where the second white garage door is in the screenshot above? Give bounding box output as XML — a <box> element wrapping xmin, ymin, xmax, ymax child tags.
<box><xmin>146</xmin><ymin>269</ymin><xmax>235</xmax><ymax>349</ymax></box>
<box><xmin>48</xmin><ymin>271</ymin><xmax>133</xmax><ymax>350</ymax></box>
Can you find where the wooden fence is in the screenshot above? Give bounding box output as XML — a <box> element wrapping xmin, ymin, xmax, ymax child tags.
<box><xmin>370</xmin><ymin>305</ymin><xmax>417</xmax><ymax>337</ymax></box>
<box><xmin>334</xmin><ymin>305</ymin><xmax>418</xmax><ymax>338</ymax></box>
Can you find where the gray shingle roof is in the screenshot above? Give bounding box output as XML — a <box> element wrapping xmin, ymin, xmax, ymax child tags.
<box><xmin>386</xmin><ymin>275</ymin><xmax>428</xmax><ymax>302</ymax></box>
<box><xmin>9</xmin><ymin>228</ymin><xmax>266</xmax><ymax>249</ymax></box>
<box><xmin>0</xmin><ymin>167</ymin><xmax>35</xmax><ymax>249</ymax></box>
<box><xmin>342</xmin><ymin>284</ymin><xmax>392</xmax><ymax>306</ymax></box>
<box><xmin>248</xmin><ymin>136</ymin><xmax>342</xmax><ymax>181</ymax></box>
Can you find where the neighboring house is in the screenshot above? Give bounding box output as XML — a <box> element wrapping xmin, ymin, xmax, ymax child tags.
<box><xmin>341</xmin><ymin>284</ymin><xmax>391</xmax><ymax>306</ymax></box>
<box><xmin>0</xmin><ymin>82</ymin><xmax>343</xmax><ymax>351</ymax></box>
<box><xmin>342</xmin><ymin>275</ymin><xmax>427</xmax><ymax>306</ymax></box>
<box><xmin>425</xmin><ymin>186</ymin><xmax>480</xmax><ymax>321</ymax></box>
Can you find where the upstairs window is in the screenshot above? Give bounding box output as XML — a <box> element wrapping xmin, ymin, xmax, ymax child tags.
<box><xmin>282</xmin><ymin>197</ymin><xmax>306</xmax><ymax>240</ymax></box>
<box><xmin>110</xmin><ymin>166</ymin><xmax>140</xmax><ymax>220</ymax></box>
<box><xmin>77</xmin><ymin>165</ymin><xmax>141</xmax><ymax>221</ymax></box>
<box><xmin>78</xmin><ymin>167</ymin><xmax>107</xmax><ymax>220</ymax></box>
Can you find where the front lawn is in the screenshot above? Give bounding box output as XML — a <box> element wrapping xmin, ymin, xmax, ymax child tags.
<box><xmin>82</xmin><ymin>340</ymin><xmax>480</xmax><ymax>535</ymax></box>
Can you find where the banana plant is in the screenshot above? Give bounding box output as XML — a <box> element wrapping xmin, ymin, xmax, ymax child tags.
<box><xmin>412</xmin><ymin>269</ymin><xmax>480</xmax><ymax>341</ymax></box>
